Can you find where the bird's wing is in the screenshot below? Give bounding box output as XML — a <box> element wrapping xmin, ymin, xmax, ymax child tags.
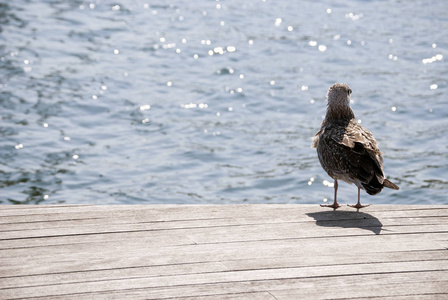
<box><xmin>331</xmin><ymin>120</ymin><xmax>386</xmax><ymax>191</ymax></box>
<box><xmin>334</xmin><ymin>120</ymin><xmax>381</xmax><ymax>154</ymax></box>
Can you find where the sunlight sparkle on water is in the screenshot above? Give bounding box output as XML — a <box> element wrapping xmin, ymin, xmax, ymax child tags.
<box><xmin>211</xmin><ymin>47</ymin><xmax>225</xmax><ymax>55</ymax></box>
<box><xmin>308</xmin><ymin>177</ymin><xmax>315</xmax><ymax>185</ymax></box>
<box><xmin>183</xmin><ymin>103</ymin><xmax>197</xmax><ymax>109</ymax></box>
<box><xmin>388</xmin><ymin>54</ymin><xmax>398</xmax><ymax>61</ymax></box>
<box><xmin>430</xmin><ymin>84</ymin><xmax>438</xmax><ymax>90</ymax></box>
<box><xmin>182</xmin><ymin>103</ymin><xmax>208</xmax><ymax>109</ymax></box>
<box><xmin>345</xmin><ymin>12</ymin><xmax>363</xmax><ymax>21</ymax></box>
<box><xmin>323</xmin><ymin>180</ymin><xmax>334</xmax><ymax>188</ymax></box>
<box><xmin>274</xmin><ymin>18</ymin><xmax>282</xmax><ymax>26</ymax></box>
<box><xmin>422</xmin><ymin>54</ymin><xmax>443</xmax><ymax>64</ymax></box>
<box><xmin>140</xmin><ymin>104</ymin><xmax>150</xmax><ymax>111</ymax></box>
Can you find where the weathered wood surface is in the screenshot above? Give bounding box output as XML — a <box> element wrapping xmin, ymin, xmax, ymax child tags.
<box><xmin>0</xmin><ymin>204</ymin><xmax>447</xmax><ymax>299</ymax></box>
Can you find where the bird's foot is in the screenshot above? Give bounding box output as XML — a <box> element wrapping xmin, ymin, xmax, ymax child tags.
<box><xmin>347</xmin><ymin>203</ymin><xmax>370</xmax><ymax>210</ymax></box>
<box><xmin>320</xmin><ymin>203</ymin><xmax>341</xmax><ymax>210</ymax></box>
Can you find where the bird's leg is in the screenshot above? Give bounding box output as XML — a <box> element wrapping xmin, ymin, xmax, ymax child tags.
<box><xmin>320</xmin><ymin>179</ymin><xmax>341</xmax><ymax>210</ymax></box>
<box><xmin>348</xmin><ymin>186</ymin><xmax>370</xmax><ymax>210</ymax></box>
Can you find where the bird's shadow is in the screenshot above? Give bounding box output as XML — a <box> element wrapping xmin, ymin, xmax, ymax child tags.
<box><xmin>306</xmin><ymin>210</ymin><xmax>383</xmax><ymax>235</ymax></box>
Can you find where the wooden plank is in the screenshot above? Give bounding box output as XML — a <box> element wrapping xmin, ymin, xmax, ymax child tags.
<box><xmin>0</xmin><ymin>261</ymin><xmax>229</xmax><ymax>289</ymax></box>
<box><xmin>220</xmin><ymin>249</ymin><xmax>448</xmax><ymax>271</ymax></box>
<box><xmin>0</xmin><ymin>208</ymin><xmax>163</xmax><ymax>224</ymax></box>
<box><xmin>1</xmin><ymin>212</ymin><xmax>447</xmax><ymax>234</ymax></box>
<box><xmin>3</xmin><ymin>218</ymin><xmax>448</xmax><ymax>243</ymax></box>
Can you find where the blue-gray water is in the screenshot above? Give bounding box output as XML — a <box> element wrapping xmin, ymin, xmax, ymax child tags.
<box><xmin>1</xmin><ymin>0</ymin><xmax>447</xmax><ymax>205</ymax></box>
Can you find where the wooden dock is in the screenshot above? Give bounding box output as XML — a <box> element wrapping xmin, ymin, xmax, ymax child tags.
<box><xmin>1</xmin><ymin>204</ymin><xmax>447</xmax><ymax>299</ymax></box>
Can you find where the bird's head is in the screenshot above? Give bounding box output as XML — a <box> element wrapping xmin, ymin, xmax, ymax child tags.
<box><xmin>324</xmin><ymin>83</ymin><xmax>355</xmax><ymax>121</ymax></box>
<box><xmin>327</xmin><ymin>83</ymin><xmax>352</xmax><ymax>108</ymax></box>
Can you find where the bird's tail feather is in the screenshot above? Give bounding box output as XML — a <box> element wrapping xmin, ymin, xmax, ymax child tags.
<box><xmin>383</xmin><ymin>179</ymin><xmax>399</xmax><ymax>190</ymax></box>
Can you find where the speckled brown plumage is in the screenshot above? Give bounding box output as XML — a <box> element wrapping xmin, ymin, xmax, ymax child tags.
<box><xmin>312</xmin><ymin>83</ymin><xmax>399</xmax><ymax>209</ymax></box>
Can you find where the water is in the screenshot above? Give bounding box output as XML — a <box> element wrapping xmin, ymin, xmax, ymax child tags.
<box><xmin>1</xmin><ymin>0</ymin><xmax>447</xmax><ymax>205</ymax></box>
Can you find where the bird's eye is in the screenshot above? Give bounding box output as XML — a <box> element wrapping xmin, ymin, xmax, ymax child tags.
<box><xmin>348</xmin><ymin>89</ymin><xmax>352</xmax><ymax>95</ymax></box>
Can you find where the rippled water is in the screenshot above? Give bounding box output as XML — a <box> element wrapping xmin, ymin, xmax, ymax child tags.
<box><xmin>1</xmin><ymin>0</ymin><xmax>447</xmax><ymax>205</ymax></box>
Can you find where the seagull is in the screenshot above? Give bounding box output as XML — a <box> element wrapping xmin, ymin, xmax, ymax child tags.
<box><xmin>312</xmin><ymin>83</ymin><xmax>399</xmax><ymax>209</ymax></box>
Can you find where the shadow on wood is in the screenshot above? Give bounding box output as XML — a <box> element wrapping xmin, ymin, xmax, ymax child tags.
<box><xmin>306</xmin><ymin>210</ymin><xmax>383</xmax><ymax>235</ymax></box>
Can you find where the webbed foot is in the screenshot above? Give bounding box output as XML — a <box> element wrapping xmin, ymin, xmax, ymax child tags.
<box><xmin>347</xmin><ymin>203</ymin><xmax>370</xmax><ymax>210</ymax></box>
<box><xmin>320</xmin><ymin>203</ymin><xmax>341</xmax><ymax>210</ymax></box>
